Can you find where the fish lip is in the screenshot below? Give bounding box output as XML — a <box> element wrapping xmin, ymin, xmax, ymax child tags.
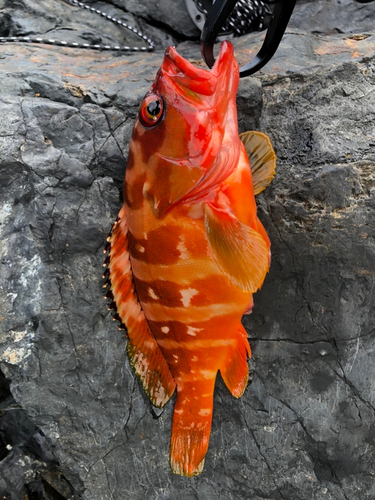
<box><xmin>164</xmin><ymin>46</ymin><xmax>213</xmax><ymax>81</ymax></box>
<box><xmin>162</xmin><ymin>45</ymin><xmax>218</xmax><ymax>97</ymax></box>
<box><xmin>164</xmin><ymin>41</ymin><xmax>233</xmax><ymax>76</ymax></box>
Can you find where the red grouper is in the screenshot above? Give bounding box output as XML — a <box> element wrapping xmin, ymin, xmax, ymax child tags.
<box><xmin>105</xmin><ymin>40</ymin><xmax>276</xmax><ymax>476</ymax></box>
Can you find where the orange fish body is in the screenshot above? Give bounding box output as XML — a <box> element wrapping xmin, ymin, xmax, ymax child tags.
<box><xmin>107</xmin><ymin>41</ymin><xmax>275</xmax><ymax>476</ymax></box>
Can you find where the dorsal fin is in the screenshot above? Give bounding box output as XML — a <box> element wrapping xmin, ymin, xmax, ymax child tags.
<box><xmin>240</xmin><ymin>131</ymin><xmax>277</xmax><ymax>195</ymax></box>
<box><xmin>107</xmin><ymin>206</ymin><xmax>176</xmax><ymax>408</ymax></box>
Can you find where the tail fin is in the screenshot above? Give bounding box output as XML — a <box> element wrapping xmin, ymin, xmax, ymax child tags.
<box><xmin>170</xmin><ymin>378</ymin><xmax>216</xmax><ymax>477</ymax></box>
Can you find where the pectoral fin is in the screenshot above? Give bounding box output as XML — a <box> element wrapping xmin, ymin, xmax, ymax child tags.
<box><xmin>204</xmin><ymin>203</ymin><xmax>269</xmax><ymax>293</ymax></box>
<box><xmin>240</xmin><ymin>130</ymin><xmax>276</xmax><ymax>195</ymax></box>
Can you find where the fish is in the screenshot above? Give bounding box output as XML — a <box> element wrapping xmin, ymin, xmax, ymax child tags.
<box><xmin>104</xmin><ymin>40</ymin><xmax>276</xmax><ymax>477</ymax></box>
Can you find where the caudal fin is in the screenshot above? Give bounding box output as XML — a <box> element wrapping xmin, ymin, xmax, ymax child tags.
<box><xmin>170</xmin><ymin>378</ymin><xmax>216</xmax><ymax>477</ymax></box>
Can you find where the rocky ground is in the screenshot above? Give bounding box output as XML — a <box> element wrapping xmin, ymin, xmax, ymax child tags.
<box><xmin>0</xmin><ymin>0</ymin><xmax>375</xmax><ymax>499</ymax></box>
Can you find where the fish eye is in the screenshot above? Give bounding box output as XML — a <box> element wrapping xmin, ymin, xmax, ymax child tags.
<box><xmin>139</xmin><ymin>94</ymin><xmax>164</xmax><ymax>127</ymax></box>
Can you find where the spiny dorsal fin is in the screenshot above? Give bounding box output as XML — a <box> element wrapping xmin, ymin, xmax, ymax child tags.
<box><xmin>204</xmin><ymin>203</ymin><xmax>269</xmax><ymax>293</ymax></box>
<box><xmin>107</xmin><ymin>206</ymin><xmax>176</xmax><ymax>408</ymax></box>
<box><xmin>240</xmin><ymin>130</ymin><xmax>277</xmax><ymax>195</ymax></box>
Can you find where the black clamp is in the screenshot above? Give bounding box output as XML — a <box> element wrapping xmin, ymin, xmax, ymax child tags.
<box><xmin>200</xmin><ymin>0</ymin><xmax>297</xmax><ymax>77</ymax></box>
<box><xmin>200</xmin><ymin>0</ymin><xmax>374</xmax><ymax>77</ymax></box>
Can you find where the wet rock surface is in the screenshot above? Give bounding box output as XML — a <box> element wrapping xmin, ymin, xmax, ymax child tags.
<box><xmin>0</xmin><ymin>1</ymin><xmax>375</xmax><ymax>499</ymax></box>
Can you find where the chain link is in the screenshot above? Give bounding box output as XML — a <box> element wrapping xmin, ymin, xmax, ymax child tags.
<box><xmin>0</xmin><ymin>0</ymin><xmax>155</xmax><ymax>52</ymax></box>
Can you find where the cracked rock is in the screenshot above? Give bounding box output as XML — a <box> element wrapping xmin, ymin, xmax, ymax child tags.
<box><xmin>0</xmin><ymin>1</ymin><xmax>375</xmax><ymax>499</ymax></box>
<box><xmin>0</xmin><ymin>370</ymin><xmax>76</xmax><ymax>499</ymax></box>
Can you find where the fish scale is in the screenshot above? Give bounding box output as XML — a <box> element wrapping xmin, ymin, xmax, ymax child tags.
<box><xmin>106</xmin><ymin>41</ymin><xmax>276</xmax><ymax>477</ymax></box>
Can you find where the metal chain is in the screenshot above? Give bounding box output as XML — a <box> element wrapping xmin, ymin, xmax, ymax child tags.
<box><xmin>0</xmin><ymin>0</ymin><xmax>155</xmax><ymax>52</ymax></box>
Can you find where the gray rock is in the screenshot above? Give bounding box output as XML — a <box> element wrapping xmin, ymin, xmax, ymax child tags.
<box><xmin>290</xmin><ymin>0</ymin><xmax>375</xmax><ymax>35</ymax></box>
<box><xmin>112</xmin><ymin>0</ymin><xmax>200</xmax><ymax>38</ymax></box>
<box><xmin>0</xmin><ymin>1</ymin><xmax>375</xmax><ymax>499</ymax></box>
<box><xmin>0</xmin><ymin>373</ymin><xmax>75</xmax><ymax>499</ymax></box>
<box><xmin>0</xmin><ymin>0</ymin><xmax>176</xmax><ymax>50</ymax></box>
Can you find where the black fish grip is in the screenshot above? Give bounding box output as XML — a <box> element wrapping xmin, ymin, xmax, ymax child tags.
<box><xmin>200</xmin><ymin>0</ymin><xmax>374</xmax><ymax>77</ymax></box>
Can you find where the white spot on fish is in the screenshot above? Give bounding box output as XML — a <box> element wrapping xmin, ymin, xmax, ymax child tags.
<box><xmin>173</xmin><ymin>354</ymin><xmax>179</xmax><ymax>359</ymax></box>
<box><xmin>199</xmin><ymin>369</ymin><xmax>217</xmax><ymax>378</ymax></box>
<box><xmin>142</xmin><ymin>181</ymin><xmax>151</xmax><ymax>199</ymax></box>
<box><xmin>198</xmin><ymin>408</ymin><xmax>211</xmax><ymax>416</ymax></box>
<box><xmin>191</xmin><ymin>356</ymin><xmax>198</xmax><ymax>362</ymax></box>
<box><xmin>161</xmin><ymin>326</ymin><xmax>169</xmax><ymax>334</ymax></box>
<box><xmin>174</xmin><ymin>409</ymin><xmax>183</xmax><ymax>415</ymax></box>
<box><xmin>180</xmin><ymin>288</ymin><xmax>198</xmax><ymax>307</ymax></box>
<box><xmin>143</xmin><ymin>340</ymin><xmax>156</xmax><ymax>350</ymax></box>
<box><xmin>187</xmin><ymin>326</ymin><xmax>202</xmax><ymax>337</ymax></box>
<box><xmin>148</xmin><ymin>287</ymin><xmax>159</xmax><ymax>300</ymax></box>
<box><xmin>177</xmin><ymin>235</ymin><xmax>189</xmax><ymax>260</ymax></box>
<box><xmin>136</xmin><ymin>244</ymin><xmax>145</xmax><ymax>253</ymax></box>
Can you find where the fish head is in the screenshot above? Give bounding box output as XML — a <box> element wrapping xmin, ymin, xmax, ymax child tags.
<box><xmin>127</xmin><ymin>41</ymin><xmax>240</xmax><ymax>218</ymax></box>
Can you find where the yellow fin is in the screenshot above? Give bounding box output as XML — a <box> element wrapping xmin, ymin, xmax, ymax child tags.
<box><xmin>240</xmin><ymin>130</ymin><xmax>277</xmax><ymax>195</ymax></box>
<box><xmin>108</xmin><ymin>206</ymin><xmax>176</xmax><ymax>408</ymax></box>
<box><xmin>204</xmin><ymin>204</ymin><xmax>269</xmax><ymax>293</ymax></box>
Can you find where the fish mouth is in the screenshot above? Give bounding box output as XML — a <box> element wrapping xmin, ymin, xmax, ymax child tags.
<box><xmin>163</xmin><ymin>46</ymin><xmax>217</xmax><ymax>96</ymax></box>
<box><xmin>161</xmin><ymin>41</ymin><xmax>237</xmax><ymax>97</ymax></box>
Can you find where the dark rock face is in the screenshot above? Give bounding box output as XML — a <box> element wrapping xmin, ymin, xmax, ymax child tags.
<box><xmin>290</xmin><ymin>0</ymin><xmax>375</xmax><ymax>35</ymax></box>
<box><xmin>113</xmin><ymin>0</ymin><xmax>200</xmax><ymax>38</ymax></box>
<box><xmin>0</xmin><ymin>371</ymin><xmax>75</xmax><ymax>499</ymax></box>
<box><xmin>0</xmin><ymin>1</ymin><xmax>375</xmax><ymax>499</ymax></box>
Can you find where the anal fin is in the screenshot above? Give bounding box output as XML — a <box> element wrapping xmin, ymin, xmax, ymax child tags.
<box><xmin>107</xmin><ymin>206</ymin><xmax>176</xmax><ymax>408</ymax></box>
<box><xmin>220</xmin><ymin>325</ymin><xmax>251</xmax><ymax>398</ymax></box>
